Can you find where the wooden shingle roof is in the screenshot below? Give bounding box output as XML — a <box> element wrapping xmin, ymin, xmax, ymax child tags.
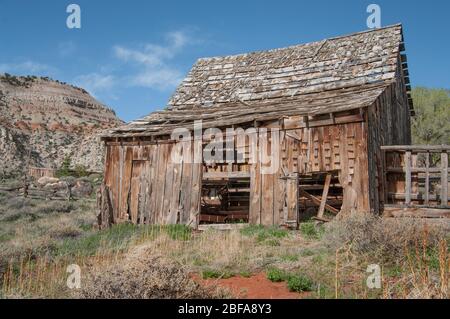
<box><xmin>105</xmin><ymin>24</ymin><xmax>409</xmax><ymax>137</ymax></box>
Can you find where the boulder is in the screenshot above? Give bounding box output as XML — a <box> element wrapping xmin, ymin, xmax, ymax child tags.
<box><xmin>72</xmin><ymin>179</ymin><xmax>93</xmax><ymax>197</ymax></box>
<box><xmin>37</xmin><ymin>176</ymin><xmax>60</xmax><ymax>186</ymax></box>
<box><xmin>43</xmin><ymin>181</ymin><xmax>69</xmax><ymax>191</ymax></box>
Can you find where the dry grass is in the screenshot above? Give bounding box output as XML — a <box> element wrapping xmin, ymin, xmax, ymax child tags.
<box><xmin>0</xmin><ymin>196</ymin><xmax>448</xmax><ymax>299</ymax></box>
<box><xmin>322</xmin><ymin>214</ymin><xmax>449</xmax><ymax>299</ymax></box>
<box><xmin>76</xmin><ymin>245</ymin><xmax>228</xmax><ymax>299</ymax></box>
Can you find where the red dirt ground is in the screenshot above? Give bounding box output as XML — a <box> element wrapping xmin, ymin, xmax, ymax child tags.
<box><xmin>193</xmin><ymin>272</ymin><xmax>309</xmax><ymax>299</ymax></box>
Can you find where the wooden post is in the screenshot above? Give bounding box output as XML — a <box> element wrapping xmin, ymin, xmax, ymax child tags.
<box><xmin>405</xmin><ymin>151</ymin><xmax>411</xmax><ymax>206</ymax></box>
<box><xmin>441</xmin><ymin>151</ymin><xmax>448</xmax><ymax>207</ymax></box>
<box><xmin>317</xmin><ymin>173</ymin><xmax>332</xmax><ymax>219</ymax></box>
<box><xmin>425</xmin><ymin>152</ymin><xmax>430</xmax><ymax>206</ymax></box>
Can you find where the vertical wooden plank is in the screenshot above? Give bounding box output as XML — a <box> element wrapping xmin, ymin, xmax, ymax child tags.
<box><xmin>425</xmin><ymin>152</ymin><xmax>430</xmax><ymax>206</ymax></box>
<box><xmin>129</xmin><ymin>160</ymin><xmax>143</xmax><ymax>224</ymax></box>
<box><xmin>249</xmin><ymin>131</ymin><xmax>261</xmax><ymax>224</ymax></box>
<box><xmin>154</xmin><ymin>144</ymin><xmax>168</xmax><ymax>224</ymax></box>
<box><xmin>162</xmin><ymin>144</ymin><xmax>175</xmax><ymax>224</ymax></box>
<box><xmin>405</xmin><ymin>151</ymin><xmax>412</xmax><ymax>206</ymax></box>
<box><xmin>260</xmin><ymin>131</ymin><xmax>274</xmax><ymax>226</ymax></box>
<box><xmin>273</xmin><ymin>130</ymin><xmax>285</xmax><ymax>226</ymax></box>
<box><xmin>112</xmin><ymin>146</ymin><xmax>121</xmax><ymax>221</ymax></box>
<box><xmin>317</xmin><ymin>173</ymin><xmax>332</xmax><ymax>218</ymax></box>
<box><xmin>148</xmin><ymin>144</ymin><xmax>159</xmax><ymax>224</ymax></box>
<box><xmin>286</xmin><ymin>173</ymin><xmax>298</xmax><ymax>225</ymax></box>
<box><xmin>167</xmin><ymin>142</ymin><xmax>183</xmax><ymax>224</ymax></box>
<box><xmin>139</xmin><ymin>159</ymin><xmax>152</xmax><ymax>225</ymax></box>
<box><xmin>441</xmin><ymin>151</ymin><xmax>448</xmax><ymax>207</ymax></box>
<box><xmin>189</xmin><ymin>138</ymin><xmax>202</xmax><ymax>228</ymax></box>
<box><xmin>119</xmin><ymin>147</ymin><xmax>133</xmax><ymax>221</ymax></box>
<box><xmin>180</xmin><ymin>140</ymin><xmax>193</xmax><ymax>224</ymax></box>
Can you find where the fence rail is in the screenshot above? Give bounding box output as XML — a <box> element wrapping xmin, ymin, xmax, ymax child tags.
<box><xmin>382</xmin><ymin>145</ymin><xmax>450</xmax><ymax>209</ymax></box>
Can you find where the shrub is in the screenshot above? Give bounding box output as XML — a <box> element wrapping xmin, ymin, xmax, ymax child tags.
<box><xmin>74</xmin><ymin>165</ymin><xmax>89</xmax><ymax>178</ymax></box>
<box><xmin>266</xmin><ymin>267</ymin><xmax>287</xmax><ymax>282</ymax></box>
<box><xmin>323</xmin><ymin>214</ymin><xmax>446</xmax><ymax>265</ymax></box>
<box><xmin>78</xmin><ymin>248</ymin><xmax>226</xmax><ymax>299</ymax></box>
<box><xmin>56</xmin><ymin>155</ymin><xmax>72</xmax><ymax>177</ymax></box>
<box><xmin>287</xmin><ymin>274</ymin><xmax>314</xmax><ymax>292</ymax></box>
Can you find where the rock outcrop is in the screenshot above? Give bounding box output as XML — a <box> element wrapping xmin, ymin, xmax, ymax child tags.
<box><xmin>0</xmin><ymin>74</ymin><xmax>123</xmax><ymax>177</ymax></box>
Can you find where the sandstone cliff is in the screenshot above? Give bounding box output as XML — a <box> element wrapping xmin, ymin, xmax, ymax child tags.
<box><xmin>0</xmin><ymin>74</ymin><xmax>123</xmax><ymax>178</ymax></box>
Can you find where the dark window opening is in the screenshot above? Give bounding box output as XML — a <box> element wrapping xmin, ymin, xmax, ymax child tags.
<box><xmin>298</xmin><ymin>171</ymin><xmax>343</xmax><ymax>222</ymax></box>
<box><xmin>200</xmin><ymin>178</ymin><xmax>250</xmax><ymax>224</ymax></box>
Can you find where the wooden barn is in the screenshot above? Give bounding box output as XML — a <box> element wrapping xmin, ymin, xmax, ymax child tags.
<box><xmin>98</xmin><ymin>24</ymin><xmax>420</xmax><ymax>229</ymax></box>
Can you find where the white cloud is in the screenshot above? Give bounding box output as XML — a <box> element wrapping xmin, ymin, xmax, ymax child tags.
<box><xmin>0</xmin><ymin>60</ymin><xmax>54</xmax><ymax>74</ymax></box>
<box><xmin>58</xmin><ymin>41</ymin><xmax>76</xmax><ymax>57</ymax></box>
<box><xmin>113</xmin><ymin>30</ymin><xmax>191</xmax><ymax>90</ymax></box>
<box><xmin>73</xmin><ymin>29</ymin><xmax>195</xmax><ymax>96</ymax></box>
<box><xmin>74</xmin><ymin>73</ymin><xmax>116</xmax><ymax>97</ymax></box>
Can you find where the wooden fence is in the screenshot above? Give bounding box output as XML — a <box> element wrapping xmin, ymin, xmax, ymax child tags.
<box><xmin>0</xmin><ymin>184</ymin><xmax>93</xmax><ymax>202</ymax></box>
<box><xmin>382</xmin><ymin>145</ymin><xmax>450</xmax><ymax>210</ymax></box>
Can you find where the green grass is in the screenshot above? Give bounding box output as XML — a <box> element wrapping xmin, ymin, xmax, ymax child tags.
<box><xmin>300</xmin><ymin>222</ymin><xmax>324</xmax><ymax>240</ymax></box>
<box><xmin>280</xmin><ymin>254</ymin><xmax>299</xmax><ymax>262</ymax></box>
<box><xmin>300</xmin><ymin>249</ymin><xmax>315</xmax><ymax>257</ymax></box>
<box><xmin>202</xmin><ymin>269</ymin><xmax>234</xmax><ymax>279</ymax></box>
<box><xmin>56</xmin><ymin>223</ymin><xmax>193</xmax><ymax>257</ymax></box>
<box><xmin>241</xmin><ymin>225</ymin><xmax>289</xmax><ymax>244</ymax></box>
<box><xmin>239</xmin><ymin>270</ymin><xmax>252</xmax><ymax>278</ymax></box>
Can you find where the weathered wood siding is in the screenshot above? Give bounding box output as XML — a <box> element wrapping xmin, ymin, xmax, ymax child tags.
<box><xmin>249</xmin><ymin>120</ymin><xmax>370</xmax><ymax>226</ymax></box>
<box><xmin>103</xmin><ymin>141</ymin><xmax>202</xmax><ymax>227</ymax></box>
<box><xmin>366</xmin><ymin>58</ymin><xmax>412</xmax><ymax>213</ymax></box>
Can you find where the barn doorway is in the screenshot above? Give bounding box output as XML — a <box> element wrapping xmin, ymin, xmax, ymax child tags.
<box><xmin>200</xmin><ymin>177</ymin><xmax>250</xmax><ymax>224</ymax></box>
<box><xmin>297</xmin><ymin>171</ymin><xmax>343</xmax><ymax>222</ymax></box>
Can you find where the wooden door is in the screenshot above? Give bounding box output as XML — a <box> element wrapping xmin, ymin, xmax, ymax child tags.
<box><xmin>282</xmin><ymin>173</ymin><xmax>299</xmax><ymax>228</ymax></box>
<box><xmin>129</xmin><ymin>160</ymin><xmax>151</xmax><ymax>224</ymax></box>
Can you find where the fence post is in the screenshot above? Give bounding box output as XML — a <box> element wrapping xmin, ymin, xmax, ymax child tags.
<box><xmin>441</xmin><ymin>151</ymin><xmax>448</xmax><ymax>207</ymax></box>
<box><xmin>405</xmin><ymin>151</ymin><xmax>411</xmax><ymax>206</ymax></box>
<box><xmin>425</xmin><ymin>152</ymin><xmax>430</xmax><ymax>206</ymax></box>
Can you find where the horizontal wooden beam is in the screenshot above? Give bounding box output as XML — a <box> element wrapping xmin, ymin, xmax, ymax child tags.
<box><xmin>383</xmin><ymin>206</ymin><xmax>450</xmax><ymax>218</ymax></box>
<box><xmin>381</xmin><ymin>145</ymin><xmax>450</xmax><ymax>152</ymax></box>
<box><xmin>105</xmin><ymin>140</ymin><xmax>176</xmax><ymax>146</ymax></box>
<box><xmin>283</xmin><ymin>113</ymin><xmax>364</xmax><ymax>130</ymax></box>
<box><xmin>203</xmin><ymin>171</ymin><xmax>251</xmax><ymax>179</ymax></box>
<box><xmin>386</xmin><ymin>167</ymin><xmax>450</xmax><ymax>174</ymax></box>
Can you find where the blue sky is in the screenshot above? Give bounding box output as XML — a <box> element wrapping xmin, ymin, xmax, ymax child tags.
<box><xmin>0</xmin><ymin>0</ymin><xmax>448</xmax><ymax>122</ymax></box>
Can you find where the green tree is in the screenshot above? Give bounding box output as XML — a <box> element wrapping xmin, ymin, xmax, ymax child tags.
<box><xmin>411</xmin><ymin>87</ymin><xmax>450</xmax><ymax>145</ymax></box>
<box><xmin>74</xmin><ymin>164</ymin><xmax>89</xmax><ymax>178</ymax></box>
<box><xmin>57</xmin><ymin>155</ymin><xmax>72</xmax><ymax>177</ymax></box>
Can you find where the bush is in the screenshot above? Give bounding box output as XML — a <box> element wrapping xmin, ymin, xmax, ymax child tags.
<box><xmin>74</xmin><ymin>165</ymin><xmax>89</xmax><ymax>178</ymax></box>
<box><xmin>266</xmin><ymin>267</ymin><xmax>287</xmax><ymax>282</ymax></box>
<box><xmin>323</xmin><ymin>214</ymin><xmax>446</xmax><ymax>265</ymax></box>
<box><xmin>78</xmin><ymin>248</ymin><xmax>226</xmax><ymax>299</ymax></box>
<box><xmin>287</xmin><ymin>274</ymin><xmax>314</xmax><ymax>292</ymax></box>
<box><xmin>56</xmin><ymin>155</ymin><xmax>72</xmax><ymax>177</ymax></box>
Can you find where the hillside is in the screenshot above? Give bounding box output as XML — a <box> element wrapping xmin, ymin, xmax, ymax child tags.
<box><xmin>0</xmin><ymin>74</ymin><xmax>123</xmax><ymax>177</ymax></box>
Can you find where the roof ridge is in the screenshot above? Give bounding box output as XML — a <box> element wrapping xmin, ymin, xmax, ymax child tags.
<box><xmin>197</xmin><ymin>24</ymin><xmax>403</xmax><ymax>62</ymax></box>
